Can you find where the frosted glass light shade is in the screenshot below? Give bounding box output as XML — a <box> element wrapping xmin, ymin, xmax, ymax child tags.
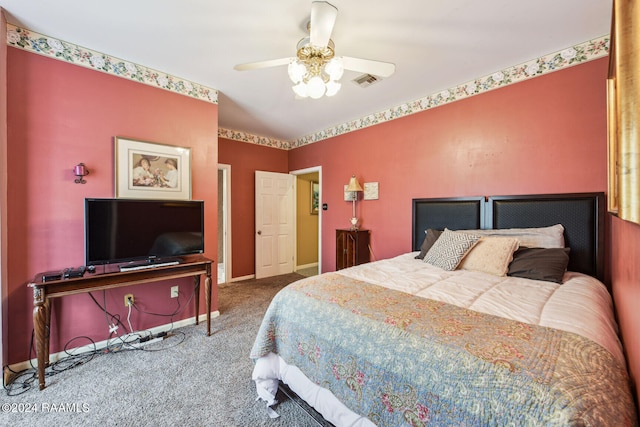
<box><xmin>307</xmin><ymin>76</ymin><xmax>326</xmax><ymax>99</ymax></box>
<box><xmin>288</xmin><ymin>60</ymin><xmax>306</xmax><ymax>84</ymax></box>
<box><xmin>292</xmin><ymin>82</ymin><xmax>309</xmax><ymax>98</ymax></box>
<box><xmin>325</xmin><ymin>57</ymin><xmax>344</xmax><ymax>81</ymax></box>
<box><xmin>325</xmin><ymin>80</ymin><xmax>341</xmax><ymax>96</ymax></box>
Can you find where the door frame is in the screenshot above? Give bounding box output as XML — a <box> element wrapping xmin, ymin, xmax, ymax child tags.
<box><xmin>291</xmin><ymin>166</ymin><xmax>322</xmax><ymax>273</ymax></box>
<box><xmin>218</xmin><ymin>164</ymin><xmax>231</xmax><ymax>283</ymax></box>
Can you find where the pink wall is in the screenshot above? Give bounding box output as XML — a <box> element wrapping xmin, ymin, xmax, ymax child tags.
<box><xmin>5</xmin><ymin>48</ymin><xmax>218</xmax><ymax>364</ymax></box>
<box><xmin>289</xmin><ymin>58</ymin><xmax>608</xmax><ymax>272</ymax></box>
<box><xmin>218</xmin><ymin>137</ymin><xmax>289</xmax><ymax>278</ymax></box>
<box><xmin>611</xmin><ymin>216</ymin><xmax>640</xmax><ymax>408</ymax></box>
<box><xmin>1</xmin><ymin>12</ymin><xmax>8</xmax><ymax>368</ymax></box>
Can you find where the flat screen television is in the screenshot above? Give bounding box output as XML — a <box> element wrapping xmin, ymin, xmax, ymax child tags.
<box><xmin>85</xmin><ymin>198</ymin><xmax>204</xmax><ymax>266</ymax></box>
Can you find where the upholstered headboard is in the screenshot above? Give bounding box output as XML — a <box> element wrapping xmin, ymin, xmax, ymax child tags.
<box><xmin>412</xmin><ymin>197</ymin><xmax>484</xmax><ymax>252</ymax></box>
<box><xmin>412</xmin><ymin>193</ymin><xmax>605</xmax><ymax>281</ymax></box>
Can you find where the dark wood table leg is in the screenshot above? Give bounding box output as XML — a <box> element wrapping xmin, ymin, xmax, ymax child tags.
<box><xmin>193</xmin><ymin>276</ymin><xmax>200</xmax><ymax>325</ymax></box>
<box><xmin>205</xmin><ymin>273</ymin><xmax>212</xmax><ymax>336</ymax></box>
<box><xmin>32</xmin><ymin>287</ymin><xmax>49</xmax><ymax>390</ymax></box>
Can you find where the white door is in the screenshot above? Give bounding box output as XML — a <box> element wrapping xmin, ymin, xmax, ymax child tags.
<box><xmin>255</xmin><ymin>171</ymin><xmax>294</xmax><ymax>279</ymax></box>
<box><xmin>218</xmin><ymin>164</ymin><xmax>231</xmax><ymax>284</ymax></box>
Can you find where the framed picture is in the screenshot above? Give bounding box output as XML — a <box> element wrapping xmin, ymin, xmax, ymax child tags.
<box><xmin>344</xmin><ymin>185</ymin><xmax>357</xmax><ymax>201</ymax></box>
<box><xmin>607</xmin><ymin>78</ymin><xmax>618</xmax><ymax>214</ymax></box>
<box><xmin>311</xmin><ymin>181</ymin><xmax>319</xmax><ymax>214</ymax></box>
<box><xmin>115</xmin><ymin>136</ymin><xmax>191</xmax><ymax>200</ymax></box>
<box><xmin>364</xmin><ymin>182</ymin><xmax>379</xmax><ymax>200</ymax></box>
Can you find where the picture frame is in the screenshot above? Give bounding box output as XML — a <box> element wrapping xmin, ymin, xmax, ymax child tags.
<box><xmin>344</xmin><ymin>184</ymin><xmax>356</xmax><ymax>201</ymax></box>
<box><xmin>607</xmin><ymin>78</ymin><xmax>618</xmax><ymax>214</ymax></box>
<box><xmin>115</xmin><ymin>136</ymin><xmax>191</xmax><ymax>200</ymax></box>
<box><xmin>364</xmin><ymin>182</ymin><xmax>379</xmax><ymax>200</ymax></box>
<box><xmin>311</xmin><ymin>181</ymin><xmax>319</xmax><ymax>214</ymax></box>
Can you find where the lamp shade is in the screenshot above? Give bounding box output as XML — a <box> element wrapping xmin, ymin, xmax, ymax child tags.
<box><xmin>346</xmin><ymin>175</ymin><xmax>363</xmax><ymax>192</ymax></box>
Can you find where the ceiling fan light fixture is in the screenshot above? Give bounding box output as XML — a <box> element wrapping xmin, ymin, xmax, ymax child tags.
<box><xmin>234</xmin><ymin>2</ymin><xmax>395</xmax><ymax>101</ymax></box>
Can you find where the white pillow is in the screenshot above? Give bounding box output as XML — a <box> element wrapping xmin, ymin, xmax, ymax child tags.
<box><xmin>458</xmin><ymin>236</ymin><xmax>520</xmax><ymax>276</ymax></box>
<box><xmin>463</xmin><ymin>224</ymin><xmax>565</xmax><ymax>248</ymax></box>
<box><xmin>423</xmin><ymin>229</ymin><xmax>481</xmax><ymax>271</ymax></box>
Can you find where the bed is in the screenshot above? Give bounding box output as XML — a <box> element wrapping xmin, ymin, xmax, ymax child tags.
<box><xmin>251</xmin><ymin>192</ymin><xmax>637</xmax><ymax>426</ymax></box>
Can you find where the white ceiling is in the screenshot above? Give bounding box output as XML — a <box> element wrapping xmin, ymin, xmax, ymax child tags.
<box><xmin>0</xmin><ymin>0</ymin><xmax>611</xmax><ymax>142</ymax></box>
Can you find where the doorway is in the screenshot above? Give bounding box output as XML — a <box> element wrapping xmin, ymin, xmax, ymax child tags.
<box><xmin>218</xmin><ymin>164</ymin><xmax>231</xmax><ymax>284</ymax></box>
<box><xmin>291</xmin><ymin>166</ymin><xmax>322</xmax><ymax>275</ymax></box>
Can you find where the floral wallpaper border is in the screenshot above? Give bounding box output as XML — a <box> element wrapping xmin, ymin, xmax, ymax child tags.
<box><xmin>221</xmin><ymin>35</ymin><xmax>609</xmax><ymax>150</ymax></box>
<box><xmin>6</xmin><ymin>24</ymin><xmax>218</xmax><ymax>104</ymax></box>
<box><xmin>6</xmin><ymin>24</ymin><xmax>607</xmax><ymax>151</ymax></box>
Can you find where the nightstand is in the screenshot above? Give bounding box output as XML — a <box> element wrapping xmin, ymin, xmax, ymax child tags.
<box><xmin>336</xmin><ymin>229</ymin><xmax>370</xmax><ymax>270</ymax></box>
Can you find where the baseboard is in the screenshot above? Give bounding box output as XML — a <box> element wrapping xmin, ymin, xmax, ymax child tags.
<box><xmin>229</xmin><ymin>274</ymin><xmax>255</xmax><ymax>282</ymax></box>
<box><xmin>296</xmin><ymin>262</ymin><xmax>318</xmax><ymax>270</ymax></box>
<box><xmin>5</xmin><ymin>311</ymin><xmax>220</xmax><ymax>375</ymax></box>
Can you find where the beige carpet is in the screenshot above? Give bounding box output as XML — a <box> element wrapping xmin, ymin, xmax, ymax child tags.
<box><xmin>2</xmin><ymin>272</ymin><xmax>327</xmax><ymax>426</ymax></box>
<box><xmin>296</xmin><ymin>266</ymin><xmax>318</xmax><ymax>277</ymax></box>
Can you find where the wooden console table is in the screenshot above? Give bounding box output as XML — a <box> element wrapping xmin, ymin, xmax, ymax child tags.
<box><xmin>28</xmin><ymin>255</ymin><xmax>213</xmax><ymax>390</ymax></box>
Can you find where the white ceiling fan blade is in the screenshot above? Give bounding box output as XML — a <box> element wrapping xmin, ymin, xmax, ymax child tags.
<box><xmin>341</xmin><ymin>56</ymin><xmax>396</xmax><ymax>78</ymax></box>
<box><xmin>234</xmin><ymin>57</ymin><xmax>293</xmax><ymax>71</ymax></box>
<box><xmin>310</xmin><ymin>1</ymin><xmax>338</xmax><ymax>48</ymax></box>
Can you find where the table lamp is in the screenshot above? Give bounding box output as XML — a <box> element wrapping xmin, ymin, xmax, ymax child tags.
<box><xmin>346</xmin><ymin>175</ymin><xmax>363</xmax><ymax>230</ymax></box>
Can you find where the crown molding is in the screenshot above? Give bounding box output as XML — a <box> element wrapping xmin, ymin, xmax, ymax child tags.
<box><xmin>5</xmin><ymin>24</ymin><xmax>218</xmax><ymax>104</ymax></box>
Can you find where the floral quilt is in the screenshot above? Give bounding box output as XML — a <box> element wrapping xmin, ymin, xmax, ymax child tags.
<box><xmin>250</xmin><ymin>273</ymin><xmax>636</xmax><ymax>426</ymax></box>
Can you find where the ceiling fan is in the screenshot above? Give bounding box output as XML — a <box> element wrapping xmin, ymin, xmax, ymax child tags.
<box><xmin>233</xmin><ymin>1</ymin><xmax>396</xmax><ymax>99</ymax></box>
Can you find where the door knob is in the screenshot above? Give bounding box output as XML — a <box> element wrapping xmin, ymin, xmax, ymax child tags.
<box><xmin>257</xmin><ymin>230</ymin><xmax>262</xmax><ymax>235</ymax></box>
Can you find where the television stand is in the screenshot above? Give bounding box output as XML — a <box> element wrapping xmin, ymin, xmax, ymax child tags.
<box><xmin>119</xmin><ymin>258</ymin><xmax>181</xmax><ymax>272</ymax></box>
<box><xmin>28</xmin><ymin>255</ymin><xmax>213</xmax><ymax>390</ymax></box>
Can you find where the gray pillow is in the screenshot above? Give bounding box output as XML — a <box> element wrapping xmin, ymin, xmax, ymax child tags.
<box><xmin>415</xmin><ymin>229</ymin><xmax>443</xmax><ymax>259</ymax></box>
<box><xmin>507</xmin><ymin>247</ymin><xmax>570</xmax><ymax>283</ymax></box>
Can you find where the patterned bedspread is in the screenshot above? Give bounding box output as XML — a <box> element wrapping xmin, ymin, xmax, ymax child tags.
<box><xmin>251</xmin><ymin>273</ymin><xmax>637</xmax><ymax>426</ymax></box>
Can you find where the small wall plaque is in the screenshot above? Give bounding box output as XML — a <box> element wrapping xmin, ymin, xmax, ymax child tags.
<box><xmin>364</xmin><ymin>182</ymin><xmax>379</xmax><ymax>200</ymax></box>
<box><xmin>344</xmin><ymin>185</ymin><xmax>357</xmax><ymax>201</ymax></box>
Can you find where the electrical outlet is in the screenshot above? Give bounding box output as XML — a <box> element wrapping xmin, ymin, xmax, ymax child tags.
<box><xmin>124</xmin><ymin>293</ymin><xmax>134</xmax><ymax>307</ymax></box>
<box><xmin>170</xmin><ymin>286</ymin><xmax>179</xmax><ymax>298</ymax></box>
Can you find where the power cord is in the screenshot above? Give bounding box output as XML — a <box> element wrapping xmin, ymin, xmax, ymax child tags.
<box><xmin>3</xmin><ymin>332</ymin><xmax>99</xmax><ymax>396</ymax></box>
<box><xmin>4</xmin><ymin>286</ymin><xmax>195</xmax><ymax>395</ymax></box>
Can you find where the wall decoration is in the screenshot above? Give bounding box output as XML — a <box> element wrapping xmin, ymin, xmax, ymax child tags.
<box><xmin>609</xmin><ymin>3</ymin><xmax>640</xmax><ymax>225</ymax></box>
<box><xmin>311</xmin><ymin>181</ymin><xmax>320</xmax><ymax>214</ymax></box>
<box><xmin>115</xmin><ymin>137</ymin><xmax>191</xmax><ymax>200</ymax></box>
<box><xmin>364</xmin><ymin>182</ymin><xmax>379</xmax><ymax>200</ymax></box>
<box><xmin>344</xmin><ymin>184</ymin><xmax>357</xmax><ymax>201</ymax></box>
<box><xmin>607</xmin><ymin>78</ymin><xmax>618</xmax><ymax>214</ymax></box>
